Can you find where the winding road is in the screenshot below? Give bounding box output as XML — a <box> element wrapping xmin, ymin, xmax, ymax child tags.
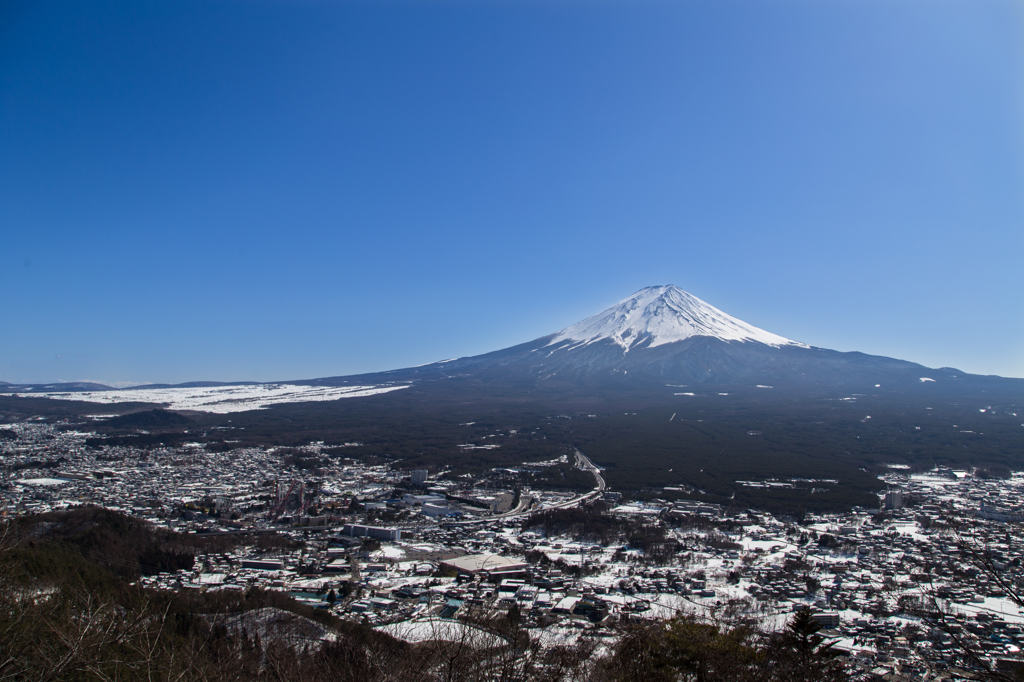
<box><xmin>442</xmin><ymin>448</ymin><xmax>606</xmax><ymax>527</ymax></box>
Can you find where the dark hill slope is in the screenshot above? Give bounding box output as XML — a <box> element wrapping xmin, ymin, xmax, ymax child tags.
<box><xmin>102</xmin><ymin>408</ymin><xmax>193</xmax><ymax>429</ymax></box>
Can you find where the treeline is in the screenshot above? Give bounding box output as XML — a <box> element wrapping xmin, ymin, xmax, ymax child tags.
<box><xmin>523</xmin><ymin>504</ymin><xmax>634</xmax><ymax>544</ymax></box>
<box><xmin>523</xmin><ymin>505</ymin><xmax>678</xmax><ymax>558</ymax></box>
<box><xmin>603</xmin><ymin>611</ymin><xmax>846</xmax><ymax>682</ymax></box>
<box><xmin>11</xmin><ymin>505</ymin><xmax>198</xmax><ymax>579</ymax></box>
<box><xmin>10</xmin><ymin>506</ymin><xmax>300</xmax><ymax>579</ymax></box>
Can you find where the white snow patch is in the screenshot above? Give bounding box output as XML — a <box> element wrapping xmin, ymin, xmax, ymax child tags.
<box><xmin>7</xmin><ymin>383</ymin><xmax>408</xmax><ymax>414</ymax></box>
<box><xmin>17</xmin><ymin>478</ymin><xmax>70</xmax><ymax>486</ymax></box>
<box><xmin>378</xmin><ymin>618</ymin><xmax>506</xmax><ymax>647</ymax></box>
<box><xmin>376</xmin><ymin>546</ymin><xmax>406</xmax><ymax>560</ymax></box>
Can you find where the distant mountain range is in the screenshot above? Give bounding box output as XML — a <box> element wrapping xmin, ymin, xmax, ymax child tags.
<box><xmin>0</xmin><ymin>380</ymin><xmax>253</xmax><ymax>394</ymax></box>
<box><xmin>2</xmin><ymin>285</ymin><xmax>1020</xmax><ymax>395</ymax></box>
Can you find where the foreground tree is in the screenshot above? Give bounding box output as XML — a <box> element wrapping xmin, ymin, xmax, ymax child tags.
<box><xmin>597</xmin><ymin>613</ymin><xmax>847</xmax><ymax>682</ymax></box>
<box><xmin>896</xmin><ymin>510</ymin><xmax>1024</xmax><ymax>681</ymax></box>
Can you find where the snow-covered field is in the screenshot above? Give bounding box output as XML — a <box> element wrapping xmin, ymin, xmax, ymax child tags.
<box><xmin>378</xmin><ymin>618</ymin><xmax>506</xmax><ymax>647</ymax></box>
<box><xmin>2</xmin><ymin>383</ymin><xmax>408</xmax><ymax>414</ymax></box>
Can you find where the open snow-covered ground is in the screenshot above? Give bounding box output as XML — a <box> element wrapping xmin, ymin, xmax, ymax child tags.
<box><xmin>378</xmin><ymin>618</ymin><xmax>506</xmax><ymax>647</ymax></box>
<box><xmin>2</xmin><ymin>383</ymin><xmax>408</xmax><ymax>414</ymax></box>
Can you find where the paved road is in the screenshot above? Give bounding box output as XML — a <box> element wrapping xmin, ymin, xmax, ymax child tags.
<box><xmin>443</xmin><ymin>448</ymin><xmax>606</xmax><ymax>527</ymax></box>
<box><xmin>574</xmin><ymin>448</ymin><xmax>606</xmax><ymax>492</ymax></box>
<box><xmin>537</xmin><ymin>449</ymin><xmax>605</xmax><ymax>511</ymax></box>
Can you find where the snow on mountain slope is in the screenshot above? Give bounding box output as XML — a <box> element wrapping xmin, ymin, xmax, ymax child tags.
<box><xmin>1</xmin><ymin>383</ymin><xmax>408</xmax><ymax>414</ymax></box>
<box><xmin>549</xmin><ymin>285</ymin><xmax>806</xmax><ymax>352</ymax></box>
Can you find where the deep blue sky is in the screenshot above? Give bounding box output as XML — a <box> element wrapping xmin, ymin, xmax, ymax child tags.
<box><xmin>2</xmin><ymin>0</ymin><xmax>1022</xmax><ymax>385</ymax></box>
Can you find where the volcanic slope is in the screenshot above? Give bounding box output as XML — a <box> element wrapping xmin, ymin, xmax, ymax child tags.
<box><xmin>303</xmin><ymin>285</ymin><xmax>1000</xmax><ymax>393</ymax></box>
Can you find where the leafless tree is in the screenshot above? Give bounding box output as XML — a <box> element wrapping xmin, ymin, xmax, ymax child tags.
<box><xmin>893</xmin><ymin>511</ymin><xmax>1024</xmax><ymax>681</ymax></box>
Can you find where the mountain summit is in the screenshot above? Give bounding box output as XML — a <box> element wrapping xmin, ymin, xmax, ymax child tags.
<box><xmin>549</xmin><ymin>285</ymin><xmax>805</xmax><ymax>352</ymax></box>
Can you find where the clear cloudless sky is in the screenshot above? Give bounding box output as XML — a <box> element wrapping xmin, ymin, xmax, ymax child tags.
<box><xmin>1</xmin><ymin>0</ymin><xmax>1022</xmax><ymax>385</ymax></box>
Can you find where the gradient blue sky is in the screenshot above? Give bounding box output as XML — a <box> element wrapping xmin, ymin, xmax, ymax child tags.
<box><xmin>2</xmin><ymin>0</ymin><xmax>1022</xmax><ymax>385</ymax></box>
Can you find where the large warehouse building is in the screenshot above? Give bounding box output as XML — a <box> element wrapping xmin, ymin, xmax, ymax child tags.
<box><xmin>439</xmin><ymin>553</ymin><xmax>529</xmax><ymax>578</ymax></box>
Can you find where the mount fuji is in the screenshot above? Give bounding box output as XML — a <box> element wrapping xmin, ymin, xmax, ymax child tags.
<box><xmin>312</xmin><ymin>284</ymin><xmax>976</xmax><ymax>391</ymax></box>
<box><xmin>6</xmin><ymin>286</ymin><xmax>1013</xmax><ymax>395</ymax></box>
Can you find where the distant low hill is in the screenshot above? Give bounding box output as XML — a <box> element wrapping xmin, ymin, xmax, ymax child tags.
<box><xmin>100</xmin><ymin>409</ymin><xmax>193</xmax><ymax>429</ymax></box>
<box><xmin>0</xmin><ymin>380</ymin><xmax>256</xmax><ymax>393</ymax></box>
<box><xmin>0</xmin><ymin>380</ymin><xmax>115</xmax><ymax>393</ymax></box>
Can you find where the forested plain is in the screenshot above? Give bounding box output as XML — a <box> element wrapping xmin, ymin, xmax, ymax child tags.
<box><xmin>3</xmin><ymin>372</ymin><xmax>1021</xmax><ymax>515</ymax></box>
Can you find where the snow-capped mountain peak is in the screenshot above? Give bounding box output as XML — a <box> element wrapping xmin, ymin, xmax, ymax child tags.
<box><xmin>548</xmin><ymin>285</ymin><xmax>805</xmax><ymax>352</ymax></box>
